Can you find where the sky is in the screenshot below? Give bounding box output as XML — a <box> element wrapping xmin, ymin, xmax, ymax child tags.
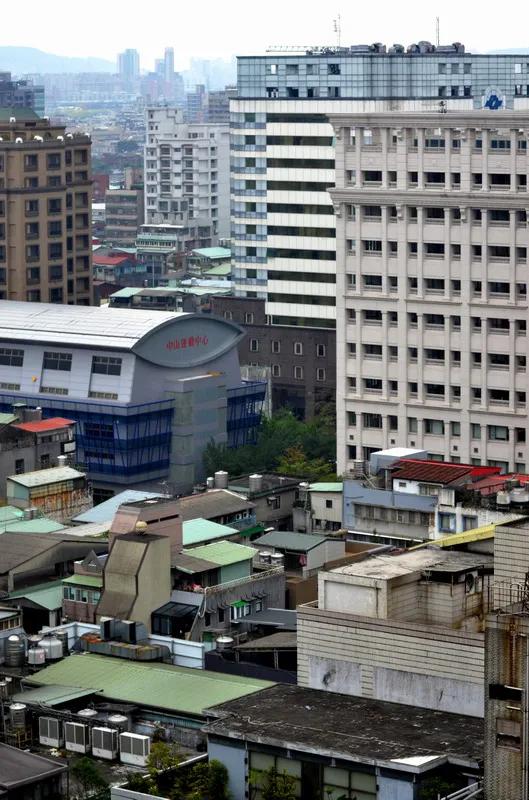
<box><xmin>2</xmin><ymin>0</ymin><xmax>529</xmax><ymax>70</ymax></box>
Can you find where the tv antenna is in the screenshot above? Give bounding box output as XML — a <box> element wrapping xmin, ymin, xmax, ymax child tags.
<box><xmin>333</xmin><ymin>14</ymin><xmax>342</xmax><ymax>47</ymax></box>
<box><xmin>435</xmin><ymin>16</ymin><xmax>440</xmax><ymax>47</ymax></box>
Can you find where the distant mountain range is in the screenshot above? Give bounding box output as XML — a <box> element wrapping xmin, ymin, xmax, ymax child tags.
<box><xmin>0</xmin><ymin>47</ymin><xmax>116</xmax><ymax>75</ymax></box>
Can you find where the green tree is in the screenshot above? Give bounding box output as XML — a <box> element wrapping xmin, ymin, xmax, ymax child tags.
<box><xmin>276</xmin><ymin>445</ymin><xmax>337</xmax><ymax>482</ymax></box>
<box><xmin>250</xmin><ymin>767</ymin><xmax>296</xmax><ymax>800</ymax></box>
<box><xmin>186</xmin><ymin>759</ymin><xmax>230</xmax><ymax>800</ymax></box>
<box><xmin>70</xmin><ymin>756</ymin><xmax>108</xmax><ymax>799</ymax></box>
<box><xmin>147</xmin><ymin>741</ymin><xmax>181</xmax><ymax>774</ymax></box>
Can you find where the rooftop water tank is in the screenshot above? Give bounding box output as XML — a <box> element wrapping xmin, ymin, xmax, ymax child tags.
<box><xmin>270</xmin><ymin>552</ymin><xmax>284</xmax><ymax>566</ymax></box>
<box><xmin>6</xmin><ymin>635</ymin><xmax>25</xmax><ymax>667</ymax></box>
<box><xmin>216</xmin><ymin>636</ymin><xmax>234</xmax><ymax>651</ymax></box>
<box><xmin>214</xmin><ymin>470</ymin><xmax>228</xmax><ymax>489</ymax></box>
<box><xmin>28</xmin><ymin>647</ymin><xmax>46</xmax><ymax>667</ymax></box>
<box><xmin>39</xmin><ymin>635</ymin><xmax>63</xmax><ymax>661</ymax></box>
<box><xmin>249</xmin><ymin>474</ymin><xmax>263</xmax><ymax>493</ymax></box>
<box><xmin>206</xmin><ymin>476</ymin><xmax>215</xmax><ymax>490</ymax></box>
<box><xmin>9</xmin><ymin>703</ymin><xmax>26</xmax><ymax>728</ymax></box>
<box><xmin>496</xmin><ymin>491</ymin><xmax>511</xmax><ymax>506</ymax></box>
<box><xmin>55</xmin><ymin>629</ymin><xmax>69</xmax><ymax>656</ymax></box>
<box><xmin>259</xmin><ymin>551</ymin><xmax>272</xmax><ymax>564</ymax></box>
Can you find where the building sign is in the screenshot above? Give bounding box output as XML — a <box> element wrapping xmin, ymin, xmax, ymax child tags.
<box><xmin>482</xmin><ymin>87</ymin><xmax>505</xmax><ymax>110</ymax></box>
<box><xmin>132</xmin><ymin>314</ymin><xmax>244</xmax><ymax>369</ymax></box>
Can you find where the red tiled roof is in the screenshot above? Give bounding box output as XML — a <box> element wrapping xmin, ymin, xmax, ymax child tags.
<box><xmin>471</xmin><ymin>473</ymin><xmax>529</xmax><ymax>494</ymax></box>
<box><xmin>391</xmin><ymin>459</ymin><xmax>475</xmax><ymax>485</ymax></box>
<box><xmin>13</xmin><ymin>417</ymin><xmax>75</xmax><ymax>433</ymax></box>
<box><xmin>93</xmin><ymin>255</ymin><xmax>129</xmax><ymax>266</ymax></box>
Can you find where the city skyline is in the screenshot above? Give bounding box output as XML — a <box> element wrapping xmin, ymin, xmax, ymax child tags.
<box><xmin>2</xmin><ymin>0</ymin><xmax>529</xmax><ymax>70</ymax></box>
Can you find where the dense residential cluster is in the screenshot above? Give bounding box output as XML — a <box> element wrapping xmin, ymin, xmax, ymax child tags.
<box><xmin>1</xmin><ymin>34</ymin><xmax>529</xmax><ymax>800</ymax></box>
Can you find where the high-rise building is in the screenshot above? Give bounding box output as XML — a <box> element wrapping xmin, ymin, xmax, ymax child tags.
<box><xmin>118</xmin><ymin>49</ymin><xmax>140</xmax><ymax>82</ymax></box>
<box><xmin>331</xmin><ymin>111</ymin><xmax>529</xmax><ymax>475</ymax></box>
<box><xmin>0</xmin><ymin>108</ymin><xmax>92</xmax><ymax>304</ymax></box>
<box><xmin>231</xmin><ymin>42</ymin><xmax>529</xmax><ymax>417</ymax></box>
<box><xmin>145</xmin><ymin>107</ymin><xmax>230</xmax><ymax>239</ymax></box>
<box><xmin>0</xmin><ymin>72</ymin><xmax>45</xmax><ymax>116</ymax></box>
<box><xmin>164</xmin><ymin>47</ymin><xmax>175</xmax><ymax>85</ymax></box>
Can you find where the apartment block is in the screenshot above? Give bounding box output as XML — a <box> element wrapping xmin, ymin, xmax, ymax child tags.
<box><xmin>104</xmin><ymin>188</ymin><xmax>144</xmax><ymax>246</ymax></box>
<box><xmin>330</xmin><ymin>111</ymin><xmax>529</xmax><ymax>475</ymax></box>
<box><xmin>0</xmin><ymin>108</ymin><xmax>92</xmax><ymax>304</ymax></box>
<box><xmin>232</xmin><ymin>43</ymin><xmax>529</xmax><ymax>333</ymax></box>
<box><xmin>144</xmin><ymin>107</ymin><xmax>230</xmax><ymax>239</ymax></box>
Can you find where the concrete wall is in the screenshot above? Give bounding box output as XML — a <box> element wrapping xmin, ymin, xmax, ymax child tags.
<box><xmin>208</xmin><ymin>739</ymin><xmax>246</xmax><ymax>800</ymax></box>
<box><xmin>494</xmin><ymin>520</ymin><xmax>529</xmax><ymax>589</ymax></box>
<box><xmin>298</xmin><ymin>604</ymin><xmax>485</xmax><ymax>717</ymax></box>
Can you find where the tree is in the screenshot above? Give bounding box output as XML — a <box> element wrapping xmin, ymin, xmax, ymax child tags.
<box><xmin>147</xmin><ymin>741</ymin><xmax>181</xmax><ymax>774</ymax></box>
<box><xmin>250</xmin><ymin>767</ymin><xmax>296</xmax><ymax>800</ymax></box>
<box><xmin>186</xmin><ymin>759</ymin><xmax>230</xmax><ymax>800</ymax></box>
<box><xmin>70</xmin><ymin>756</ymin><xmax>108</xmax><ymax>799</ymax></box>
<box><xmin>276</xmin><ymin>445</ymin><xmax>337</xmax><ymax>482</ymax></box>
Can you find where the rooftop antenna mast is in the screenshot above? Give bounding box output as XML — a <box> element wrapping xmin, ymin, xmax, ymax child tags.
<box><xmin>436</xmin><ymin>16</ymin><xmax>440</xmax><ymax>47</ymax></box>
<box><xmin>333</xmin><ymin>14</ymin><xmax>342</xmax><ymax>47</ymax></box>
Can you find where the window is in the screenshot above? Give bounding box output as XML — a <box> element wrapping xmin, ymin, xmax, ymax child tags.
<box><xmin>244</xmin><ymin>311</ymin><xmax>254</xmax><ymax>324</ymax></box>
<box><xmin>294</xmin><ymin>366</ymin><xmax>304</xmax><ymax>379</ymax></box>
<box><xmin>223</xmin><ymin>311</ymin><xmax>233</xmax><ymax>321</ymax></box>
<box><xmin>249</xmin><ymin>338</ymin><xmax>259</xmax><ymax>352</ymax></box>
<box><xmin>294</xmin><ymin>342</ymin><xmax>303</xmax><ymax>356</ymax></box>
<box><xmin>316</xmin><ymin>343</ymin><xmax>326</xmax><ymax>357</ymax></box>
<box><xmin>15</xmin><ymin>459</ymin><xmax>24</xmax><ymax>474</ymax></box>
<box><xmin>489</xmin><ymin>425</ymin><xmax>509</xmax><ymax>441</ymax></box>
<box><xmin>91</xmin><ymin>355</ymin><xmax>122</xmax><ymax>376</ymax></box>
<box><xmin>272</xmin><ymin>364</ymin><xmax>281</xmax><ymax>377</ymax></box>
<box><xmin>271</xmin><ymin>340</ymin><xmax>280</xmax><ymax>354</ymax></box>
<box><xmin>316</xmin><ymin>368</ymin><xmax>326</xmax><ymax>381</ymax></box>
<box><xmin>328</xmin><ymin>63</ymin><xmax>341</xmax><ymax>75</ymax></box>
<box><xmin>451</xmin><ymin>421</ymin><xmax>461</xmax><ymax>437</ymax></box>
<box><xmin>424</xmin><ymin>419</ymin><xmax>445</xmax><ymax>435</ymax></box>
<box><xmin>363</xmin><ymin>413</ymin><xmax>382</xmax><ymax>429</ymax></box>
<box><xmin>439</xmin><ymin>512</ymin><xmax>456</xmax><ymax>533</ymax></box>
<box><xmin>325</xmin><ymin>499</ymin><xmax>333</xmax><ymax>509</ymax></box>
<box><xmin>43</xmin><ymin>351</ymin><xmax>72</xmax><ymax>371</ymax></box>
<box><xmin>0</xmin><ymin>348</ymin><xmax>24</xmax><ymax>367</ymax></box>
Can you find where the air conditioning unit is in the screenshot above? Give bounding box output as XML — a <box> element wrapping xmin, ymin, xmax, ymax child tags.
<box><xmin>39</xmin><ymin>716</ymin><xmax>63</xmax><ymax>748</ymax></box>
<box><xmin>119</xmin><ymin>732</ymin><xmax>150</xmax><ymax>767</ymax></box>
<box><xmin>92</xmin><ymin>726</ymin><xmax>118</xmax><ymax>760</ymax></box>
<box><xmin>463</xmin><ymin>570</ymin><xmax>482</xmax><ymax>595</ymax></box>
<box><xmin>64</xmin><ymin>721</ymin><xmax>91</xmax><ymax>753</ymax></box>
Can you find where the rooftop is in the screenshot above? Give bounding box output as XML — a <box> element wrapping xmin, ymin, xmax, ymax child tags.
<box><xmin>330</xmin><ymin>546</ymin><xmax>493</xmax><ymax>580</ymax></box>
<box><xmin>176</xmin><ymin>489</ymin><xmax>254</xmax><ymax>522</ymax></box>
<box><xmin>1</xmin><ymin>518</ymin><xmax>66</xmax><ymax>535</ymax></box>
<box><xmin>8</xmin><ymin>579</ymin><xmax>64</xmax><ymax>611</ymax></box>
<box><xmin>8</xmin><ymin>465</ymin><xmax>84</xmax><ymax>488</ymax></box>
<box><xmin>344</xmin><ymin>481</ymin><xmax>437</xmax><ymax>513</ymax></box>
<box><xmin>62</xmin><ymin>574</ymin><xmax>103</xmax><ymax>588</ymax></box>
<box><xmin>253</xmin><ymin>530</ymin><xmax>329</xmax><ymax>552</ymax></box>
<box><xmin>391</xmin><ymin>459</ymin><xmax>496</xmax><ymax>486</ymax></box>
<box><xmin>0</xmin><ymin>108</ymin><xmax>41</xmax><ymax>123</ymax></box>
<box><xmin>73</xmin><ymin>490</ymin><xmax>167</xmax><ymax>524</ymax></box>
<box><xmin>12</xmin><ymin>417</ymin><xmax>75</xmax><ymax>434</ymax></box>
<box><xmin>183</xmin><ymin>518</ymin><xmax>239</xmax><ymax>547</ymax></box>
<box><xmin>0</xmin><ymin>742</ymin><xmax>66</xmax><ymax>790</ymax></box>
<box><xmin>205</xmin><ymin>684</ymin><xmax>483</xmax><ymax>770</ymax></box>
<box><xmin>26</xmin><ymin>652</ymin><xmax>273</xmax><ymax>718</ymax></box>
<box><xmin>184</xmin><ymin>540</ymin><xmax>256</xmax><ymax>567</ymax></box>
<box><xmin>309</xmin><ymin>482</ymin><xmax>343</xmax><ymax>493</ymax></box>
<box><xmin>228</xmin><ymin>473</ymin><xmax>303</xmax><ymax>495</ymax></box>
<box><xmin>191</xmin><ymin>247</ymin><xmax>231</xmax><ymax>259</ymax></box>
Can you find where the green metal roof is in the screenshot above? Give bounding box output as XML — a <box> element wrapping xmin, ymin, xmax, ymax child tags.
<box><xmin>0</xmin><ymin>108</ymin><xmax>41</xmax><ymax>121</ymax></box>
<box><xmin>8</xmin><ymin>580</ymin><xmax>64</xmax><ymax>611</ymax></box>
<box><xmin>204</xmin><ymin>264</ymin><xmax>232</xmax><ymax>276</ymax></box>
<box><xmin>309</xmin><ymin>482</ymin><xmax>343</xmax><ymax>493</ymax></box>
<box><xmin>27</xmin><ymin>653</ymin><xmax>272</xmax><ymax>718</ymax></box>
<box><xmin>184</xmin><ymin>540</ymin><xmax>256</xmax><ymax>567</ymax></box>
<box><xmin>12</xmin><ymin>685</ymin><xmax>96</xmax><ymax>706</ymax></box>
<box><xmin>110</xmin><ymin>287</ymin><xmax>142</xmax><ymax>298</ymax></box>
<box><xmin>0</xmin><ymin>506</ymin><xmax>24</xmax><ymax>524</ymax></box>
<box><xmin>2</xmin><ymin>519</ymin><xmax>66</xmax><ymax>534</ymax></box>
<box><xmin>191</xmin><ymin>247</ymin><xmax>231</xmax><ymax>259</ymax></box>
<box><xmin>183</xmin><ymin>518</ymin><xmax>238</xmax><ymax>547</ymax></box>
<box><xmin>0</xmin><ymin>413</ymin><xmax>17</xmax><ymax>426</ymax></box>
<box><xmin>62</xmin><ymin>574</ymin><xmax>102</xmax><ymax>588</ymax></box>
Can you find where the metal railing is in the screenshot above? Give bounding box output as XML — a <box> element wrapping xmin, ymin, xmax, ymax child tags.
<box><xmin>204</xmin><ymin>566</ymin><xmax>284</xmax><ymax>596</ymax></box>
<box><xmin>439</xmin><ymin>782</ymin><xmax>483</xmax><ymax>800</ymax></box>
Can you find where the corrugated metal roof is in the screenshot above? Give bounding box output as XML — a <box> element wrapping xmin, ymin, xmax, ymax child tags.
<box><xmin>12</xmin><ymin>418</ymin><xmax>75</xmax><ymax>434</ymax></box>
<box><xmin>109</xmin><ymin>287</ymin><xmax>143</xmax><ymax>298</ymax></box>
<box><xmin>8</xmin><ymin>466</ymin><xmax>84</xmax><ymax>487</ymax></box>
<box><xmin>411</xmin><ymin>524</ymin><xmax>497</xmax><ymax>549</ymax></box>
<box><xmin>8</xmin><ymin>579</ymin><xmax>64</xmax><ymax>610</ymax></box>
<box><xmin>62</xmin><ymin>574</ymin><xmax>102</xmax><ymax>587</ymax></box>
<box><xmin>177</xmin><ymin>490</ymin><xmax>254</xmax><ymax>522</ymax></box>
<box><xmin>0</xmin><ymin>413</ymin><xmax>17</xmax><ymax>426</ymax></box>
<box><xmin>0</xmin><ymin>300</ymin><xmax>190</xmax><ymax>350</ymax></box>
<box><xmin>309</xmin><ymin>482</ymin><xmax>343</xmax><ymax>493</ymax></box>
<box><xmin>12</xmin><ymin>685</ymin><xmax>95</xmax><ymax>706</ymax></box>
<box><xmin>191</xmin><ymin>247</ymin><xmax>231</xmax><ymax>259</ymax></box>
<box><xmin>183</xmin><ymin>518</ymin><xmax>238</xmax><ymax>546</ymax></box>
<box><xmin>2</xmin><ymin>519</ymin><xmax>65</xmax><ymax>534</ymax></box>
<box><xmin>0</xmin><ymin>507</ymin><xmax>24</xmax><ymax>524</ymax></box>
<box><xmin>184</xmin><ymin>540</ymin><xmax>256</xmax><ymax>566</ymax></box>
<box><xmin>253</xmin><ymin>531</ymin><xmax>328</xmax><ymax>552</ymax></box>
<box><xmin>73</xmin><ymin>490</ymin><xmax>167</xmax><ymax>524</ymax></box>
<box><xmin>26</xmin><ymin>653</ymin><xmax>272</xmax><ymax>717</ymax></box>
<box><xmin>391</xmin><ymin>460</ymin><xmax>474</xmax><ymax>485</ymax></box>
<box><xmin>204</xmin><ymin>264</ymin><xmax>232</xmax><ymax>276</ymax></box>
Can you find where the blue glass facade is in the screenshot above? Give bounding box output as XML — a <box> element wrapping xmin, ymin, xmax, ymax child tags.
<box><xmin>227</xmin><ymin>380</ymin><xmax>267</xmax><ymax>448</ymax></box>
<box><xmin>0</xmin><ymin>392</ymin><xmax>174</xmax><ymax>485</ymax></box>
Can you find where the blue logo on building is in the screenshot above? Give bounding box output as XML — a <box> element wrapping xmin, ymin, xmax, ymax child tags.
<box><xmin>483</xmin><ymin>88</ymin><xmax>504</xmax><ymax>110</ymax></box>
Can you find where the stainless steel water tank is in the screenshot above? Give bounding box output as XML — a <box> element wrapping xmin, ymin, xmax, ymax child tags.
<box><xmin>6</xmin><ymin>635</ymin><xmax>25</xmax><ymax>667</ymax></box>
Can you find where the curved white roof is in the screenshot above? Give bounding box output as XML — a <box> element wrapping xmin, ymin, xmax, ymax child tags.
<box><xmin>0</xmin><ymin>301</ymin><xmax>191</xmax><ymax>350</ymax></box>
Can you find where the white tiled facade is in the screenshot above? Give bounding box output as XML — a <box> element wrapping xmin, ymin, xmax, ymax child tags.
<box><xmin>144</xmin><ymin>107</ymin><xmax>230</xmax><ymax>238</ymax></box>
<box><xmin>331</xmin><ymin>111</ymin><xmax>529</xmax><ymax>474</ymax></box>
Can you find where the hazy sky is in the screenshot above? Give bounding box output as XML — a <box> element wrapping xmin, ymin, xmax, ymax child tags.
<box><xmin>3</xmin><ymin>0</ymin><xmax>529</xmax><ymax>69</ymax></box>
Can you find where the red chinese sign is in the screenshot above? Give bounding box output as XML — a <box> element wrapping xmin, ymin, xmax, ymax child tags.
<box><xmin>165</xmin><ymin>335</ymin><xmax>209</xmax><ymax>351</ymax></box>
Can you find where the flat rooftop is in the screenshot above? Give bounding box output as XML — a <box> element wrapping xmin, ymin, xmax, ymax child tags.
<box><xmin>205</xmin><ymin>684</ymin><xmax>483</xmax><ymax>770</ymax></box>
<box><xmin>330</xmin><ymin>546</ymin><xmax>493</xmax><ymax>580</ymax></box>
<box><xmin>0</xmin><ymin>742</ymin><xmax>66</xmax><ymax>789</ymax></box>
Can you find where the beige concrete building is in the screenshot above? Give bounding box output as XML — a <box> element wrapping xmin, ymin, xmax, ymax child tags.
<box><xmin>330</xmin><ymin>111</ymin><xmax>529</xmax><ymax>475</ymax></box>
<box><xmin>104</xmin><ymin>188</ymin><xmax>144</xmax><ymax>247</ymax></box>
<box><xmin>0</xmin><ymin>108</ymin><xmax>92</xmax><ymax>304</ymax></box>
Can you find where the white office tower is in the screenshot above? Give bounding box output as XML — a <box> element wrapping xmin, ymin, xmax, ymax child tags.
<box><xmin>330</xmin><ymin>111</ymin><xmax>529</xmax><ymax>475</ymax></box>
<box><xmin>145</xmin><ymin>107</ymin><xmax>230</xmax><ymax>238</ymax></box>
<box><xmin>231</xmin><ymin>43</ymin><xmax>529</xmax><ymax>331</ymax></box>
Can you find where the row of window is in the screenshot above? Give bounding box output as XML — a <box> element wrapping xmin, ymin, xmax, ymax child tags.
<box><xmin>352</xmin><ymin>240</ymin><xmax>528</xmax><ymax>261</ymax></box>
<box><xmin>63</xmin><ymin>586</ymin><xmax>101</xmax><ymax>604</ymax></box>
<box><xmin>347</xmin><ymin>377</ymin><xmax>527</xmax><ymax>406</ymax></box>
<box><xmin>248</xmin><ymin>339</ymin><xmax>327</xmax><ymax>357</ymax></box>
<box><xmin>347</xmin><ymin>308</ymin><xmax>528</xmax><ymax>333</ymax></box>
<box><xmin>0</xmin><ymin>349</ymin><xmax>122</xmax><ymax>376</ymax></box>
<box><xmin>270</xmin><ymin>364</ymin><xmax>326</xmax><ymax>380</ymax></box>
<box><xmin>352</xmin><ymin>412</ymin><xmax>526</xmax><ymax>443</ymax></box>
<box><xmin>349</xmin><ymin>205</ymin><xmax>528</xmax><ymax>224</ymax></box>
<box><xmin>348</xmin><ymin>169</ymin><xmax>529</xmax><ymax>189</ymax></box>
<box><xmin>348</xmin><ymin>274</ymin><xmax>528</xmax><ymax>298</ymax></box>
<box><xmin>348</xmin><ymin>343</ymin><xmax>527</xmax><ymax>370</ymax></box>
